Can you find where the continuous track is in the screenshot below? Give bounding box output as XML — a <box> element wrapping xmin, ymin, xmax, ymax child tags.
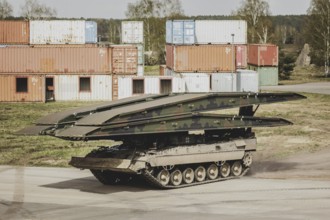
<box><xmin>141</xmin><ymin>168</ymin><xmax>250</xmax><ymax>189</ymax></box>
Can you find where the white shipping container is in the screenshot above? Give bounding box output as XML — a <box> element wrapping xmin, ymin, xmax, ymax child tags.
<box><xmin>195</xmin><ymin>20</ymin><xmax>247</xmax><ymax>44</ymax></box>
<box><xmin>172</xmin><ymin>76</ymin><xmax>186</xmax><ymax>93</ymax></box>
<box><xmin>137</xmin><ymin>65</ymin><xmax>144</xmax><ymax>76</ymax></box>
<box><xmin>30</xmin><ymin>20</ymin><xmax>86</xmax><ymax>44</ymax></box>
<box><xmin>53</xmin><ymin>75</ymin><xmax>112</xmax><ymax>101</ymax></box>
<box><xmin>181</xmin><ymin>73</ymin><xmax>210</xmax><ymax>93</ymax></box>
<box><xmin>236</xmin><ymin>69</ymin><xmax>259</xmax><ymax>92</ymax></box>
<box><xmin>145</xmin><ymin>77</ymin><xmax>160</xmax><ymax>94</ymax></box>
<box><xmin>121</xmin><ymin>21</ymin><xmax>144</xmax><ymax>44</ymax></box>
<box><xmin>211</xmin><ymin>73</ymin><xmax>237</xmax><ymax>92</ymax></box>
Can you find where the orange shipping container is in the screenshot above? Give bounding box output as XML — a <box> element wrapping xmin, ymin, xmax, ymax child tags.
<box><xmin>236</xmin><ymin>45</ymin><xmax>247</xmax><ymax>69</ymax></box>
<box><xmin>0</xmin><ymin>74</ymin><xmax>45</xmax><ymax>102</ymax></box>
<box><xmin>0</xmin><ymin>47</ymin><xmax>112</xmax><ymax>73</ymax></box>
<box><xmin>111</xmin><ymin>45</ymin><xmax>138</xmax><ymax>74</ymax></box>
<box><xmin>166</xmin><ymin>44</ymin><xmax>236</xmax><ymax>73</ymax></box>
<box><xmin>247</xmin><ymin>44</ymin><xmax>278</xmax><ymax>67</ymax></box>
<box><xmin>0</xmin><ymin>21</ymin><xmax>29</xmax><ymax>44</ymax></box>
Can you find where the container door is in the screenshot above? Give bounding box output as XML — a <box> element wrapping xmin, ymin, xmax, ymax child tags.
<box><xmin>160</xmin><ymin>79</ymin><xmax>172</xmax><ymax>94</ymax></box>
<box><xmin>46</xmin><ymin>77</ymin><xmax>54</xmax><ymax>101</ymax></box>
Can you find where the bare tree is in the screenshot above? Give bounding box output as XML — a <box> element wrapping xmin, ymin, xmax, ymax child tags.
<box><xmin>233</xmin><ymin>0</ymin><xmax>271</xmax><ymax>43</ymax></box>
<box><xmin>306</xmin><ymin>0</ymin><xmax>330</xmax><ymax>76</ymax></box>
<box><xmin>20</xmin><ymin>0</ymin><xmax>57</xmax><ymax>20</ymax></box>
<box><xmin>0</xmin><ymin>0</ymin><xmax>12</xmax><ymax>19</ymax></box>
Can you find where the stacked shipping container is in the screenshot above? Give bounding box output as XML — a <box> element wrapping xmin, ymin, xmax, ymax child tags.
<box><xmin>247</xmin><ymin>44</ymin><xmax>279</xmax><ymax>86</ymax></box>
<box><xmin>0</xmin><ymin>20</ymin><xmax>140</xmax><ymax>102</ymax></box>
<box><xmin>165</xmin><ymin>20</ymin><xmax>257</xmax><ymax>93</ymax></box>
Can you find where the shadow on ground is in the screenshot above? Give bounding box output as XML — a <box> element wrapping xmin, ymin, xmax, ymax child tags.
<box><xmin>42</xmin><ymin>175</ymin><xmax>152</xmax><ymax>194</ymax></box>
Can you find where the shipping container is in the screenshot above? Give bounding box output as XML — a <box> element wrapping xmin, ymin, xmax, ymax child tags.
<box><xmin>137</xmin><ymin>44</ymin><xmax>144</xmax><ymax>65</ymax></box>
<box><xmin>166</xmin><ymin>44</ymin><xmax>236</xmax><ymax>73</ymax></box>
<box><xmin>0</xmin><ymin>47</ymin><xmax>112</xmax><ymax>73</ymax></box>
<box><xmin>115</xmin><ymin>75</ymin><xmax>177</xmax><ymax>99</ymax></box>
<box><xmin>121</xmin><ymin>21</ymin><xmax>144</xmax><ymax>44</ymax></box>
<box><xmin>111</xmin><ymin>45</ymin><xmax>138</xmax><ymax>74</ymax></box>
<box><xmin>137</xmin><ymin>65</ymin><xmax>144</xmax><ymax>76</ymax></box>
<box><xmin>236</xmin><ymin>45</ymin><xmax>247</xmax><ymax>69</ymax></box>
<box><xmin>0</xmin><ymin>74</ymin><xmax>45</xmax><ymax>102</ymax></box>
<box><xmin>52</xmin><ymin>74</ymin><xmax>112</xmax><ymax>101</ymax></box>
<box><xmin>247</xmin><ymin>44</ymin><xmax>279</xmax><ymax>66</ymax></box>
<box><xmin>166</xmin><ymin>20</ymin><xmax>195</xmax><ymax>44</ymax></box>
<box><xmin>248</xmin><ymin>65</ymin><xmax>278</xmax><ymax>86</ymax></box>
<box><xmin>211</xmin><ymin>73</ymin><xmax>237</xmax><ymax>92</ymax></box>
<box><xmin>237</xmin><ymin>69</ymin><xmax>259</xmax><ymax>92</ymax></box>
<box><xmin>85</xmin><ymin>21</ymin><xmax>98</xmax><ymax>43</ymax></box>
<box><xmin>166</xmin><ymin>73</ymin><xmax>209</xmax><ymax>92</ymax></box>
<box><xmin>0</xmin><ymin>21</ymin><xmax>29</xmax><ymax>44</ymax></box>
<box><xmin>195</xmin><ymin>20</ymin><xmax>247</xmax><ymax>44</ymax></box>
<box><xmin>159</xmin><ymin>65</ymin><xmax>166</xmax><ymax>76</ymax></box>
<box><xmin>30</xmin><ymin>20</ymin><xmax>85</xmax><ymax>44</ymax></box>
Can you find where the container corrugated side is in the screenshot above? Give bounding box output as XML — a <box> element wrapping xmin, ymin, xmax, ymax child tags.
<box><xmin>166</xmin><ymin>44</ymin><xmax>236</xmax><ymax>73</ymax></box>
<box><xmin>85</xmin><ymin>21</ymin><xmax>97</xmax><ymax>43</ymax></box>
<box><xmin>0</xmin><ymin>21</ymin><xmax>29</xmax><ymax>44</ymax></box>
<box><xmin>30</xmin><ymin>20</ymin><xmax>85</xmax><ymax>44</ymax></box>
<box><xmin>121</xmin><ymin>21</ymin><xmax>144</xmax><ymax>44</ymax></box>
<box><xmin>211</xmin><ymin>73</ymin><xmax>237</xmax><ymax>92</ymax></box>
<box><xmin>137</xmin><ymin>65</ymin><xmax>144</xmax><ymax>76</ymax></box>
<box><xmin>195</xmin><ymin>20</ymin><xmax>247</xmax><ymax>44</ymax></box>
<box><xmin>179</xmin><ymin>73</ymin><xmax>210</xmax><ymax>92</ymax></box>
<box><xmin>112</xmin><ymin>45</ymin><xmax>138</xmax><ymax>74</ymax></box>
<box><xmin>137</xmin><ymin>44</ymin><xmax>144</xmax><ymax>65</ymax></box>
<box><xmin>53</xmin><ymin>74</ymin><xmax>112</xmax><ymax>101</ymax></box>
<box><xmin>0</xmin><ymin>47</ymin><xmax>112</xmax><ymax>73</ymax></box>
<box><xmin>249</xmin><ymin>65</ymin><xmax>278</xmax><ymax>86</ymax></box>
<box><xmin>248</xmin><ymin>44</ymin><xmax>279</xmax><ymax>66</ymax></box>
<box><xmin>236</xmin><ymin>45</ymin><xmax>247</xmax><ymax>69</ymax></box>
<box><xmin>166</xmin><ymin>20</ymin><xmax>173</xmax><ymax>44</ymax></box>
<box><xmin>0</xmin><ymin>74</ymin><xmax>45</xmax><ymax>102</ymax></box>
<box><xmin>237</xmin><ymin>69</ymin><xmax>259</xmax><ymax>92</ymax></box>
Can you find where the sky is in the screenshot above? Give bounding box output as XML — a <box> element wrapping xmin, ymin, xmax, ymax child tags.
<box><xmin>9</xmin><ymin>0</ymin><xmax>311</xmax><ymax>19</ymax></box>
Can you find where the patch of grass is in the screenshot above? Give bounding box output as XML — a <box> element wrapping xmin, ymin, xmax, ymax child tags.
<box><xmin>144</xmin><ymin>65</ymin><xmax>160</xmax><ymax>75</ymax></box>
<box><xmin>0</xmin><ymin>101</ymin><xmax>117</xmax><ymax>167</ymax></box>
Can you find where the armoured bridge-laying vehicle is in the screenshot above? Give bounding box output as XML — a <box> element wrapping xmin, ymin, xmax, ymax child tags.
<box><xmin>19</xmin><ymin>92</ymin><xmax>306</xmax><ymax>189</ymax></box>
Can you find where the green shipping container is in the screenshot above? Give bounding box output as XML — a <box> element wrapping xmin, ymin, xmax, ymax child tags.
<box><xmin>248</xmin><ymin>65</ymin><xmax>278</xmax><ymax>86</ymax></box>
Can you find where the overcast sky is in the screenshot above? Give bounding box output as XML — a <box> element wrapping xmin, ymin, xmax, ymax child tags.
<box><xmin>9</xmin><ymin>0</ymin><xmax>311</xmax><ymax>19</ymax></box>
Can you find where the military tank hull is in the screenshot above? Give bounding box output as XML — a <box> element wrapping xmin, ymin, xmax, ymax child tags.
<box><xmin>19</xmin><ymin>92</ymin><xmax>306</xmax><ymax>188</ymax></box>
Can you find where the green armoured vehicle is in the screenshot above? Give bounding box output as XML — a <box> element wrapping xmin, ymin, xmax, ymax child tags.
<box><xmin>20</xmin><ymin>92</ymin><xmax>305</xmax><ymax>188</ymax></box>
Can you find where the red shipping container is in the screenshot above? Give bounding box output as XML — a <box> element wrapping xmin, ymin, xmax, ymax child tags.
<box><xmin>111</xmin><ymin>45</ymin><xmax>138</xmax><ymax>74</ymax></box>
<box><xmin>236</xmin><ymin>45</ymin><xmax>247</xmax><ymax>69</ymax></box>
<box><xmin>247</xmin><ymin>44</ymin><xmax>278</xmax><ymax>66</ymax></box>
<box><xmin>166</xmin><ymin>44</ymin><xmax>236</xmax><ymax>73</ymax></box>
<box><xmin>0</xmin><ymin>46</ymin><xmax>112</xmax><ymax>73</ymax></box>
<box><xmin>0</xmin><ymin>21</ymin><xmax>29</xmax><ymax>44</ymax></box>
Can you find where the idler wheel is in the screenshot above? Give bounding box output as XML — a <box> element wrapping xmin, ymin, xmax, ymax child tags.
<box><xmin>182</xmin><ymin>168</ymin><xmax>194</xmax><ymax>184</ymax></box>
<box><xmin>220</xmin><ymin>162</ymin><xmax>230</xmax><ymax>178</ymax></box>
<box><xmin>194</xmin><ymin>166</ymin><xmax>206</xmax><ymax>182</ymax></box>
<box><xmin>207</xmin><ymin>164</ymin><xmax>219</xmax><ymax>180</ymax></box>
<box><xmin>231</xmin><ymin>161</ymin><xmax>243</xmax><ymax>176</ymax></box>
<box><xmin>170</xmin><ymin>169</ymin><xmax>183</xmax><ymax>186</ymax></box>
<box><xmin>243</xmin><ymin>152</ymin><xmax>253</xmax><ymax>167</ymax></box>
<box><xmin>157</xmin><ymin>169</ymin><xmax>170</xmax><ymax>186</ymax></box>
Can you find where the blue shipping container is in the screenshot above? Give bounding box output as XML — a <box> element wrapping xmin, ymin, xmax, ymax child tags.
<box><xmin>85</xmin><ymin>21</ymin><xmax>97</xmax><ymax>43</ymax></box>
<box><xmin>166</xmin><ymin>20</ymin><xmax>195</xmax><ymax>45</ymax></box>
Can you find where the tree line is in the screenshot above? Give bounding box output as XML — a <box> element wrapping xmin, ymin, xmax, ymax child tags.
<box><xmin>0</xmin><ymin>0</ymin><xmax>329</xmax><ymax>76</ymax></box>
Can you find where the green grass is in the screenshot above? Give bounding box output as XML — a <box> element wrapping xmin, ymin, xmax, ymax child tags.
<box><xmin>0</xmin><ymin>102</ymin><xmax>117</xmax><ymax>167</ymax></box>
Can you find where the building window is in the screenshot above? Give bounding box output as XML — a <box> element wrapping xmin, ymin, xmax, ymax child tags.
<box><xmin>79</xmin><ymin>77</ymin><xmax>91</xmax><ymax>92</ymax></box>
<box><xmin>16</xmin><ymin>77</ymin><xmax>28</xmax><ymax>93</ymax></box>
<box><xmin>133</xmin><ymin>79</ymin><xmax>144</xmax><ymax>94</ymax></box>
<box><xmin>160</xmin><ymin>79</ymin><xmax>172</xmax><ymax>94</ymax></box>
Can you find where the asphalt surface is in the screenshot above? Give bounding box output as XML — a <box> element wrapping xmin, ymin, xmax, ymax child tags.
<box><xmin>261</xmin><ymin>82</ymin><xmax>330</xmax><ymax>94</ymax></box>
<box><xmin>1</xmin><ymin>166</ymin><xmax>330</xmax><ymax>220</ymax></box>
